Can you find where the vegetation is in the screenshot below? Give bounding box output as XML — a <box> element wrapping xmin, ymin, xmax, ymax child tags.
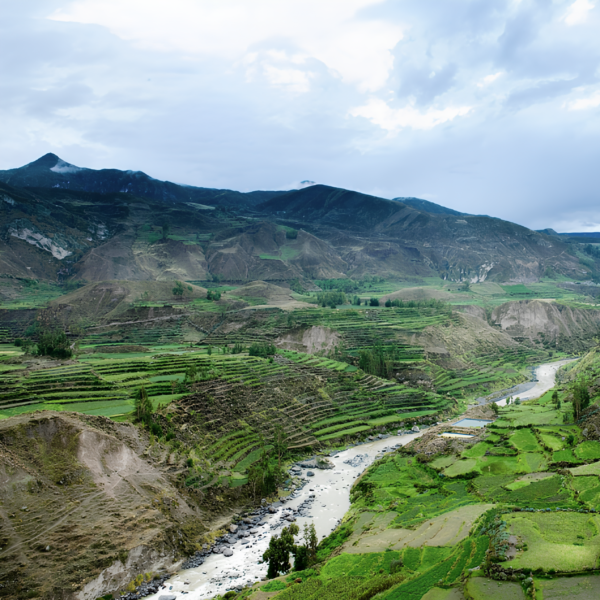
<box><xmin>36</xmin><ymin>328</ymin><xmax>73</xmax><ymax>359</ymax></box>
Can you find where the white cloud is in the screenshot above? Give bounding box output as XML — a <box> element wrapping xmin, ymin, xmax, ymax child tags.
<box><xmin>350</xmin><ymin>98</ymin><xmax>472</xmax><ymax>131</ymax></box>
<box><xmin>564</xmin><ymin>0</ymin><xmax>595</xmax><ymax>25</ymax></box>
<box><xmin>262</xmin><ymin>65</ymin><xmax>312</xmax><ymax>94</ymax></box>
<box><xmin>566</xmin><ymin>91</ymin><xmax>600</xmax><ymax>110</ymax></box>
<box><xmin>49</xmin><ymin>0</ymin><xmax>402</xmax><ymax>92</ymax></box>
<box><xmin>477</xmin><ymin>72</ymin><xmax>503</xmax><ymax>87</ymax></box>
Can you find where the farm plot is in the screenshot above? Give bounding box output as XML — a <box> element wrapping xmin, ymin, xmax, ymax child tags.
<box><xmin>535</xmin><ymin>575</ymin><xmax>600</xmax><ymax>599</ymax></box>
<box><xmin>465</xmin><ymin>578</ymin><xmax>524</xmax><ymax>600</ymax></box>
<box><xmin>504</xmin><ymin>512</ymin><xmax>600</xmax><ymax>572</ymax></box>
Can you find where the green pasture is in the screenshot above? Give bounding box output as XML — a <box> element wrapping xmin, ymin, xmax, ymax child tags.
<box><xmin>505</xmin><ymin>512</ymin><xmax>600</xmax><ymax>572</ymax></box>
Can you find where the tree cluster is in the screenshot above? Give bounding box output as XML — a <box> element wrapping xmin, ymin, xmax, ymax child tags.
<box><xmin>248</xmin><ymin>342</ymin><xmax>276</xmax><ymax>358</ymax></box>
<box><xmin>262</xmin><ymin>522</ymin><xmax>318</xmax><ymax>578</ymax></box>
<box><xmin>315</xmin><ymin>290</ymin><xmax>346</xmax><ymax>308</ymax></box>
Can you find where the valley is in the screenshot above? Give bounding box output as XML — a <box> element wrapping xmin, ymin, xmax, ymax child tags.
<box><xmin>2</xmin><ymin>154</ymin><xmax>600</xmax><ymax>600</ymax></box>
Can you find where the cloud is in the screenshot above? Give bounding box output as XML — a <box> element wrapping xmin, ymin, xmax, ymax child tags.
<box><xmin>566</xmin><ymin>90</ymin><xmax>600</xmax><ymax>110</ymax></box>
<box><xmin>49</xmin><ymin>0</ymin><xmax>403</xmax><ymax>93</ymax></box>
<box><xmin>350</xmin><ymin>98</ymin><xmax>472</xmax><ymax>132</ymax></box>
<box><xmin>564</xmin><ymin>0</ymin><xmax>595</xmax><ymax>25</ymax></box>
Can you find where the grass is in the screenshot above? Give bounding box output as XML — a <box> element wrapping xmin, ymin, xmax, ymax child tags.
<box><xmin>504</xmin><ymin>512</ymin><xmax>600</xmax><ymax>572</ymax></box>
<box><xmin>465</xmin><ymin>578</ymin><xmax>525</xmax><ymax>600</ymax></box>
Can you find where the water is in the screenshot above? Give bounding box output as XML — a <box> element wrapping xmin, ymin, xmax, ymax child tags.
<box><xmin>439</xmin><ymin>432</ymin><xmax>474</xmax><ymax>438</ymax></box>
<box><xmin>472</xmin><ymin>359</ymin><xmax>577</xmax><ymax>407</ymax></box>
<box><xmin>146</xmin><ymin>432</ymin><xmax>424</xmax><ymax>599</ymax></box>
<box><xmin>453</xmin><ymin>418</ymin><xmax>493</xmax><ymax>428</ymax></box>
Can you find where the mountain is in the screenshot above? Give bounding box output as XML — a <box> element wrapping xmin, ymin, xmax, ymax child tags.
<box><xmin>258</xmin><ymin>184</ymin><xmax>582</xmax><ymax>282</ymax></box>
<box><xmin>0</xmin><ymin>153</ymin><xmax>284</xmax><ymax>207</ymax></box>
<box><xmin>0</xmin><ymin>155</ymin><xmax>594</xmax><ymax>285</ymax></box>
<box><xmin>392</xmin><ymin>196</ymin><xmax>466</xmax><ymax>216</ymax></box>
<box><xmin>559</xmin><ymin>232</ymin><xmax>600</xmax><ymax>238</ymax></box>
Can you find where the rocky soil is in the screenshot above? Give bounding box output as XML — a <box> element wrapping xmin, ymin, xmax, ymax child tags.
<box><xmin>0</xmin><ymin>412</ymin><xmax>250</xmax><ymax>600</ymax></box>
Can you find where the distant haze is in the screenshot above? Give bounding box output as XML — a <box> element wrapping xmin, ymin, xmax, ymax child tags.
<box><xmin>2</xmin><ymin>1</ymin><xmax>600</xmax><ymax>231</ymax></box>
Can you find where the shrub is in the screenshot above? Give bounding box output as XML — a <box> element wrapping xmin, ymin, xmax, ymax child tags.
<box><xmin>37</xmin><ymin>328</ymin><xmax>72</xmax><ymax>359</ymax></box>
<box><xmin>390</xmin><ymin>558</ymin><xmax>403</xmax><ymax>574</ymax></box>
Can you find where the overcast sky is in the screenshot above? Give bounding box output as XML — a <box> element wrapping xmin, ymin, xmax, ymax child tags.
<box><xmin>2</xmin><ymin>1</ymin><xmax>600</xmax><ymax>231</ymax></box>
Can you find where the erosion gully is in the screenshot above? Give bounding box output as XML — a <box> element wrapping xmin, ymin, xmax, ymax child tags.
<box><xmin>147</xmin><ymin>359</ymin><xmax>573</xmax><ymax>600</ymax></box>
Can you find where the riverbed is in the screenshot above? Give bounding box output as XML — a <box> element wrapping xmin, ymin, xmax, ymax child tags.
<box><xmin>146</xmin><ymin>431</ymin><xmax>424</xmax><ymax>599</ymax></box>
<box><xmin>472</xmin><ymin>358</ymin><xmax>576</xmax><ymax>407</ymax></box>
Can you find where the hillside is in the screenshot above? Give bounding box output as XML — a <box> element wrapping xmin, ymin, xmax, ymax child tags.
<box><xmin>258</xmin><ymin>185</ymin><xmax>582</xmax><ymax>282</ymax></box>
<box><xmin>0</xmin><ymin>411</ymin><xmax>227</xmax><ymax>599</ymax></box>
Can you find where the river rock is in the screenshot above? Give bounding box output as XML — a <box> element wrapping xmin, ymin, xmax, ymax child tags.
<box><xmin>229</xmin><ymin>524</ymin><xmax>238</xmax><ymax>533</ymax></box>
<box><xmin>223</xmin><ymin>548</ymin><xmax>233</xmax><ymax>557</ymax></box>
<box><xmin>306</xmin><ymin>471</ymin><xmax>314</xmax><ymax>477</ymax></box>
<box><xmin>159</xmin><ymin>596</ymin><xmax>177</xmax><ymax>600</ymax></box>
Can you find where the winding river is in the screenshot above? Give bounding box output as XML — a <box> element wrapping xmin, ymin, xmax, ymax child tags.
<box><xmin>147</xmin><ymin>359</ymin><xmax>575</xmax><ymax>599</ymax></box>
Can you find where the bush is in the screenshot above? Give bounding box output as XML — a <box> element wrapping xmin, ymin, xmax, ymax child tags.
<box><xmin>390</xmin><ymin>558</ymin><xmax>403</xmax><ymax>574</ymax></box>
<box><xmin>369</xmin><ymin>297</ymin><xmax>380</xmax><ymax>307</ymax></box>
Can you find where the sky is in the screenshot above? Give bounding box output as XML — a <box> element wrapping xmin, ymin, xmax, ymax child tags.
<box><xmin>2</xmin><ymin>0</ymin><xmax>600</xmax><ymax>232</ymax></box>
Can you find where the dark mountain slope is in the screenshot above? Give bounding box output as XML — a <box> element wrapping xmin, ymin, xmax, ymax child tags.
<box><xmin>257</xmin><ymin>184</ymin><xmax>581</xmax><ymax>282</ymax></box>
<box><xmin>393</xmin><ymin>196</ymin><xmax>466</xmax><ymax>216</ymax></box>
<box><xmin>0</xmin><ymin>153</ymin><xmax>284</xmax><ymax>207</ymax></box>
<box><xmin>258</xmin><ymin>184</ymin><xmax>410</xmax><ymax>231</ymax></box>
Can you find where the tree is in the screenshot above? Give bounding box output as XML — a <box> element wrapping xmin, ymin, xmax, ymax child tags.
<box><xmin>303</xmin><ymin>522</ymin><xmax>318</xmax><ymax>566</ymax></box>
<box><xmin>161</xmin><ymin>222</ymin><xmax>170</xmax><ymax>240</ymax></box>
<box><xmin>272</xmin><ymin>425</ymin><xmax>288</xmax><ymax>470</ymax></box>
<box><xmin>37</xmin><ymin>328</ymin><xmax>72</xmax><ymax>359</ymax></box>
<box><xmin>385</xmin><ymin>299</ymin><xmax>392</xmax><ymax>308</ymax></box>
<box><xmin>172</xmin><ymin>281</ymin><xmax>185</xmax><ymax>296</ymax></box>
<box><xmin>490</xmin><ymin>402</ymin><xmax>499</xmax><ymax>415</ymax></box>
<box><xmin>262</xmin><ymin>524</ymin><xmax>299</xmax><ymax>578</ymax></box>
<box><xmin>573</xmin><ymin>378</ymin><xmax>590</xmax><ymax>420</ymax></box>
<box><xmin>369</xmin><ymin>297</ymin><xmax>380</xmax><ymax>307</ymax></box>
<box><xmin>248</xmin><ymin>444</ymin><xmax>280</xmax><ymax>500</ymax></box>
<box><xmin>551</xmin><ymin>390</ymin><xmax>560</xmax><ymax>405</ymax></box>
<box><xmin>134</xmin><ymin>386</ymin><xmax>153</xmax><ymax>422</ymax></box>
<box><xmin>184</xmin><ymin>363</ymin><xmax>198</xmax><ymax>383</ymax></box>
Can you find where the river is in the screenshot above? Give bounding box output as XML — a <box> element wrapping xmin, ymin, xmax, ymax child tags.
<box><xmin>146</xmin><ymin>432</ymin><xmax>424</xmax><ymax>599</ymax></box>
<box><xmin>489</xmin><ymin>358</ymin><xmax>576</xmax><ymax>406</ymax></box>
<box><xmin>147</xmin><ymin>359</ymin><xmax>575</xmax><ymax>599</ymax></box>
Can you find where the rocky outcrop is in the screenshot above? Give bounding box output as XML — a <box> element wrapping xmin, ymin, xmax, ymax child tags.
<box><xmin>491</xmin><ymin>300</ymin><xmax>600</xmax><ymax>345</ymax></box>
<box><xmin>276</xmin><ymin>326</ymin><xmax>340</xmax><ymax>354</ymax></box>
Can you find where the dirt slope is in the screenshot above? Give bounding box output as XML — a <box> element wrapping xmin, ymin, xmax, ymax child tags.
<box><xmin>491</xmin><ymin>300</ymin><xmax>600</xmax><ymax>346</ymax></box>
<box><xmin>0</xmin><ymin>412</ymin><xmax>215</xmax><ymax>600</ymax></box>
<box><xmin>47</xmin><ymin>280</ymin><xmax>207</xmax><ymax>322</ymax></box>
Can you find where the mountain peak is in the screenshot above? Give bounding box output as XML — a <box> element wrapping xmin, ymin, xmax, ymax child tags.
<box><xmin>26</xmin><ymin>153</ymin><xmax>61</xmax><ymax>169</ymax></box>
